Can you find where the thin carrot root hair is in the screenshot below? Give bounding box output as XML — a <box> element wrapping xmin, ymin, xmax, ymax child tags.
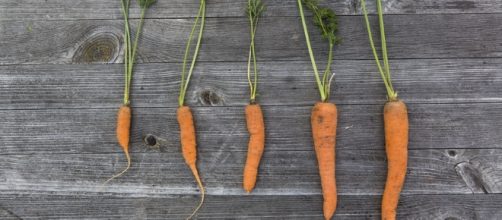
<box><xmin>186</xmin><ymin>164</ymin><xmax>205</xmax><ymax>220</ymax></box>
<box><xmin>104</xmin><ymin>151</ymin><xmax>131</xmax><ymax>185</ymax></box>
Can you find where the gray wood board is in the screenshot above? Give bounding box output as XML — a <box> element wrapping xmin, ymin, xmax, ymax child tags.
<box><xmin>0</xmin><ymin>193</ymin><xmax>501</xmax><ymax>219</ymax></box>
<box><xmin>2</xmin><ymin>14</ymin><xmax>502</xmax><ymax>65</ymax></box>
<box><xmin>1</xmin><ymin>0</ymin><xmax>502</xmax><ymax>21</ymax></box>
<box><xmin>1</xmin><ymin>148</ymin><xmax>500</xmax><ymax>195</ymax></box>
<box><xmin>1</xmin><ymin>59</ymin><xmax>502</xmax><ymax>109</ymax></box>
<box><xmin>1</xmin><ymin>104</ymin><xmax>501</xmax><ymax>155</ymax></box>
<box><xmin>2</xmin><ymin>1</ymin><xmax>502</xmax><ymax>219</ymax></box>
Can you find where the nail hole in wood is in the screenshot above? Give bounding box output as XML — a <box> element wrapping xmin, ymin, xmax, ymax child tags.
<box><xmin>448</xmin><ymin>150</ymin><xmax>457</xmax><ymax>157</ymax></box>
<box><xmin>144</xmin><ymin>134</ymin><xmax>158</xmax><ymax>147</ymax></box>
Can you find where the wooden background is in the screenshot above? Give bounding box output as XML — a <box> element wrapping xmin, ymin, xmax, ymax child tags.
<box><xmin>1</xmin><ymin>0</ymin><xmax>502</xmax><ymax>219</ymax></box>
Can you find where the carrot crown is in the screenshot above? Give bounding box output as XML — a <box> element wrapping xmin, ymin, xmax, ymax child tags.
<box><xmin>178</xmin><ymin>0</ymin><xmax>207</xmax><ymax>107</ymax></box>
<box><xmin>121</xmin><ymin>0</ymin><xmax>156</xmax><ymax>105</ymax></box>
<box><xmin>297</xmin><ymin>0</ymin><xmax>340</xmax><ymax>102</ymax></box>
<box><xmin>246</xmin><ymin>0</ymin><xmax>265</xmax><ymax>103</ymax></box>
<box><xmin>361</xmin><ymin>0</ymin><xmax>398</xmax><ymax>101</ymax></box>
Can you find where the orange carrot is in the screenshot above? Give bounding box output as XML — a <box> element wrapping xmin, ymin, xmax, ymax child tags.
<box><xmin>105</xmin><ymin>105</ymin><xmax>132</xmax><ymax>184</ymax></box>
<box><xmin>177</xmin><ymin>106</ymin><xmax>205</xmax><ymax>219</ymax></box>
<box><xmin>311</xmin><ymin>102</ymin><xmax>338</xmax><ymax>220</ymax></box>
<box><xmin>382</xmin><ymin>100</ymin><xmax>408</xmax><ymax>220</ymax></box>
<box><xmin>243</xmin><ymin>104</ymin><xmax>265</xmax><ymax>193</ymax></box>
<box><xmin>361</xmin><ymin>1</ymin><xmax>409</xmax><ymax>218</ymax></box>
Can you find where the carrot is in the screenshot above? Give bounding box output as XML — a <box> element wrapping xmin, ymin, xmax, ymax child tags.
<box><xmin>361</xmin><ymin>0</ymin><xmax>409</xmax><ymax>219</ymax></box>
<box><xmin>242</xmin><ymin>0</ymin><xmax>266</xmax><ymax>193</ymax></box>
<box><xmin>105</xmin><ymin>0</ymin><xmax>155</xmax><ymax>184</ymax></box>
<box><xmin>298</xmin><ymin>0</ymin><xmax>341</xmax><ymax>219</ymax></box>
<box><xmin>177</xmin><ymin>106</ymin><xmax>205</xmax><ymax>220</ymax></box>
<box><xmin>311</xmin><ymin>102</ymin><xmax>338</xmax><ymax>220</ymax></box>
<box><xmin>382</xmin><ymin>100</ymin><xmax>408</xmax><ymax>220</ymax></box>
<box><xmin>177</xmin><ymin>1</ymin><xmax>206</xmax><ymax>218</ymax></box>
<box><xmin>105</xmin><ymin>105</ymin><xmax>132</xmax><ymax>184</ymax></box>
<box><xmin>243</xmin><ymin>104</ymin><xmax>265</xmax><ymax>192</ymax></box>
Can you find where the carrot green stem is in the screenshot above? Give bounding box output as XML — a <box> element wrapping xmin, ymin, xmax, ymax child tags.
<box><xmin>121</xmin><ymin>0</ymin><xmax>154</xmax><ymax>105</ymax></box>
<box><xmin>179</xmin><ymin>0</ymin><xmax>206</xmax><ymax>107</ymax></box>
<box><xmin>246</xmin><ymin>0</ymin><xmax>265</xmax><ymax>102</ymax></box>
<box><xmin>297</xmin><ymin>0</ymin><xmax>326</xmax><ymax>102</ymax></box>
<box><xmin>361</xmin><ymin>0</ymin><xmax>398</xmax><ymax>101</ymax></box>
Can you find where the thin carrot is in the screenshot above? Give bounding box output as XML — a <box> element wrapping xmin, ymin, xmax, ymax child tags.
<box><xmin>311</xmin><ymin>102</ymin><xmax>338</xmax><ymax>220</ymax></box>
<box><xmin>361</xmin><ymin>0</ymin><xmax>409</xmax><ymax>219</ymax></box>
<box><xmin>105</xmin><ymin>0</ymin><xmax>155</xmax><ymax>184</ymax></box>
<box><xmin>177</xmin><ymin>0</ymin><xmax>206</xmax><ymax>219</ymax></box>
<box><xmin>242</xmin><ymin>0</ymin><xmax>266</xmax><ymax>193</ymax></box>
<box><xmin>105</xmin><ymin>105</ymin><xmax>132</xmax><ymax>184</ymax></box>
<box><xmin>243</xmin><ymin>104</ymin><xmax>265</xmax><ymax>193</ymax></box>
<box><xmin>177</xmin><ymin>106</ymin><xmax>205</xmax><ymax>220</ymax></box>
<box><xmin>298</xmin><ymin>0</ymin><xmax>341</xmax><ymax>219</ymax></box>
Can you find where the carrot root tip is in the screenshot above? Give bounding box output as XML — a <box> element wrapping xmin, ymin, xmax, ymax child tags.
<box><xmin>186</xmin><ymin>164</ymin><xmax>205</xmax><ymax>220</ymax></box>
<box><xmin>103</xmin><ymin>151</ymin><xmax>131</xmax><ymax>185</ymax></box>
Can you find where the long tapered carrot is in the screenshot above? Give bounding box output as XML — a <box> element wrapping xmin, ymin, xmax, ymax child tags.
<box><xmin>105</xmin><ymin>105</ymin><xmax>132</xmax><ymax>184</ymax></box>
<box><xmin>311</xmin><ymin>102</ymin><xmax>338</xmax><ymax>220</ymax></box>
<box><xmin>382</xmin><ymin>100</ymin><xmax>408</xmax><ymax>220</ymax></box>
<box><xmin>177</xmin><ymin>106</ymin><xmax>205</xmax><ymax>220</ymax></box>
<box><xmin>243</xmin><ymin>104</ymin><xmax>265</xmax><ymax>193</ymax></box>
<box><xmin>361</xmin><ymin>1</ymin><xmax>409</xmax><ymax>219</ymax></box>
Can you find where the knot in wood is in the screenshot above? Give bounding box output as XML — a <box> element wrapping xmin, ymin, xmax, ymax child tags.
<box><xmin>199</xmin><ymin>89</ymin><xmax>223</xmax><ymax>106</ymax></box>
<box><xmin>72</xmin><ymin>31</ymin><xmax>120</xmax><ymax>63</ymax></box>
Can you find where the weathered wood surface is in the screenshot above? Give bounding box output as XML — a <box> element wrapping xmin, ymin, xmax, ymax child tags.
<box><xmin>2</xmin><ymin>59</ymin><xmax>502</xmax><ymax>109</ymax></box>
<box><xmin>1</xmin><ymin>0</ymin><xmax>502</xmax><ymax>219</ymax></box>
<box><xmin>1</xmin><ymin>194</ymin><xmax>501</xmax><ymax>220</ymax></box>
<box><xmin>1</xmin><ymin>0</ymin><xmax>502</xmax><ymax>20</ymax></box>
<box><xmin>2</xmin><ymin>14</ymin><xmax>502</xmax><ymax>65</ymax></box>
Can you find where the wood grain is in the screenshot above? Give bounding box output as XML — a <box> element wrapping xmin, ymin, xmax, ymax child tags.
<box><xmin>0</xmin><ymin>193</ymin><xmax>501</xmax><ymax>219</ymax></box>
<box><xmin>2</xmin><ymin>0</ymin><xmax>502</xmax><ymax>219</ymax></box>
<box><xmin>2</xmin><ymin>14</ymin><xmax>502</xmax><ymax>65</ymax></box>
<box><xmin>2</xmin><ymin>59</ymin><xmax>502</xmax><ymax>109</ymax></box>
<box><xmin>1</xmin><ymin>0</ymin><xmax>501</xmax><ymax>21</ymax></box>
<box><xmin>2</xmin><ymin>148</ymin><xmax>501</xmax><ymax>196</ymax></box>
<box><xmin>1</xmin><ymin>104</ymin><xmax>501</xmax><ymax>155</ymax></box>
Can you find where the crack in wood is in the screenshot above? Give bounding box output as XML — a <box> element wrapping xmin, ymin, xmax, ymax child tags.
<box><xmin>454</xmin><ymin>161</ymin><xmax>489</xmax><ymax>194</ymax></box>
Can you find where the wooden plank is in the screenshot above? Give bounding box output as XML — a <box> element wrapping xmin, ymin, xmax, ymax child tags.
<box><xmin>1</xmin><ymin>0</ymin><xmax>502</xmax><ymax>21</ymax></box>
<box><xmin>0</xmin><ymin>193</ymin><xmax>501</xmax><ymax>219</ymax></box>
<box><xmin>1</xmin><ymin>104</ymin><xmax>501</xmax><ymax>154</ymax></box>
<box><xmin>2</xmin><ymin>14</ymin><xmax>502</xmax><ymax>65</ymax></box>
<box><xmin>2</xmin><ymin>59</ymin><xmax>502</xmax><ymax>109</ymax></box>
<box><xmin>2</xmin><ymin>148</ymin><xmax>501</xmax><ymax>195</ymax></box>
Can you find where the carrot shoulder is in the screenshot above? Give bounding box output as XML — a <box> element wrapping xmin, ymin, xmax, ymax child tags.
<box><xmin>311</xmin><ymin>102</ymin><xmax>338</xmax><ymax>220</ymax></box>
<box><xmin>243</xmin><ymin>104</ymin><xmax>265</xmax><ymax>193</ymax></box>
<box><xmin>382</xmin><ymin>100</ymin><xmax>409</xmax><ymax>220</ymax></box>
<box><xmin>177</xmin><ymin>106</ymin><xmax>205</xmax><ymax>219</ymax></box>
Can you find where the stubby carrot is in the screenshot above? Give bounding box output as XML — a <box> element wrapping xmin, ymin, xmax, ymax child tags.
<box><xmin>361</xmin><ymin>0</ymin><xmax>409</xmax><ymax>219</ymax></box>
<box><xmin>311</xmin><ymin>102</ymin><xmax>338</xmax><ymax>220</ymax></box>
<box><xmin>242</xmin><ymin>0</ymin><xmax>266</xmax><ymax>193</ymax></box>
<box><xmin>243</xmin><ymin>104</ymin><xmax>265</xmax><ymax>192</ymax></box>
